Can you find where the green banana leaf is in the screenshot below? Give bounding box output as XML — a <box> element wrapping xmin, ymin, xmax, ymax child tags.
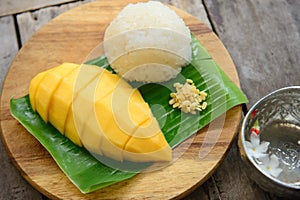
<box><xmin>10</xmin><ymin>35</ymin><xmax>248</xmax><ymax>193</ymax></box>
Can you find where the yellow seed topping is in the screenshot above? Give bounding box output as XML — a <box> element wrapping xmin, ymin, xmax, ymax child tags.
<box><xmin>169</xmin><ymin>79</ymin><xmax>208</xmax><ymax>114</ymax></box>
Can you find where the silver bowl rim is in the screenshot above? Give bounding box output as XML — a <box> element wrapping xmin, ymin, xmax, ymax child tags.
<box><xmin>241</xmin><ymin>85</ymin><xmax>300</xmax><ymax>190</ymax></box>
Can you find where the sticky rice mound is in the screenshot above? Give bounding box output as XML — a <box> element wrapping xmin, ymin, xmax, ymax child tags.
<box><xmin>104</xmin><ymin>1</ymin><xmax>192</xmax><ymax>83</ymax></box>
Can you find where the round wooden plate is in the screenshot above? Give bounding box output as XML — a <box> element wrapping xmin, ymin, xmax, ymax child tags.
<box><xmin>0</xmin><ymin>0</ymin><xmax>243</xmax><ymax>199</ymax></box>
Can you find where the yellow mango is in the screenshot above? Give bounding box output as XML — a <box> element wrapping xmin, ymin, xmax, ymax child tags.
<box><xmin>35</xmin><ymin>63</ymin><xmax>78</xmax><ymax>122</ymax></box>
<box><xmin>29</xmin><ymin>71</ymin><xmax>47</xmax><ymax>112</ymax></box>
<box><xmin>65</xmin><ymin>108</ymin><xmax>83</xmax><ymax>147</ymax></box>
<box><xmin>72</xmin><ymin>68</ymin><xmax>106</xmax><ymax>153</ymax></box>
<box><xmin>48</xmin><ymin>67</ymin><xmax>79</xmax><ymax>134</ymax></box>
<box><xmin>29</xmin><ymin>63</ymin><xmax>172</xmax><ymax>162</ymax></box>
<box><xmin>124</xmin><ymin>133</ymin><xmax>172</xmax><ymax>162</ymax></box>
<box><xmin>94</xmin><ymin>93</ymin><xmax>133</xmax><ymax>161</ymax></box>
<box><xmin>65</xmin><ymin>65</ymin><xmax>104</xmax><ymax>147</ymax></box>
<box><xmin>75</xmin><ymin>72</ymin><xmax>134</xmax><ymax>161</ymax></box>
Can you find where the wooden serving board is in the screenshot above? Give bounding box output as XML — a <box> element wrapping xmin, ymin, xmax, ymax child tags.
<box><xmin>0</xmin><ymin>0</ymin><xmax>243</xmax><ymax>199</ymax></box>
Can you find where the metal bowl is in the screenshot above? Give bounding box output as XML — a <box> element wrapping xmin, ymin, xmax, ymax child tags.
<box><xmin>239</xmin><ymin>86</ymin><xmax>300</xmax><ymax>198</ymax></box>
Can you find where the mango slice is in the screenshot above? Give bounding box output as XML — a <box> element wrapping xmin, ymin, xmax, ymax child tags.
<box><xmin>29</xmin><ymin>71</ymin><xmax>47</xmax><ymax>112</ymax></box>
<box><xmin>65</xmin><ymin>65</ymin><xmax>104</xmax><ymax>147</ymax></box>
<box><xmin>48</xmin><ymin>67</ymin><xmax>79</xmax><ymax>134</ymax></box>
<box><xmin>29</xmin><ymin>63</ymin><xmax>172</xmax><ymax>162</ymax></box>
<box><xmin>34</xmin><ymin>63</ymin><xmax>78</xmax><ymax>122</ymax></box>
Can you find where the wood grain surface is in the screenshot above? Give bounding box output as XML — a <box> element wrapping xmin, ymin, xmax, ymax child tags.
<box><xmin>0</xmin><ymin>0</ymin><xmax>243</xmax><ymax>199</ymax></box>
<box><xmin>202</xmin><ymin>0</ymin><xmax>300</xmax><ymax>199</ymax></box>
<box><xmin>0</xmin><ymin>12</ymin><xmax>44</xmax><ymax>200</ymax></box>
<box><xmin>204</xmin><ymin>0</ymin><xmax>300</xmax><ymax>107</ymax></box>
<box><xmin>0</xmin><ymin>16</ymin><xmax>18</xmax><ymax>91</ymax></box>
<box><xmin>0</xmin><ymin>0</ymin><xmax>78</xmax><ymax>17</ymax></box>
<box><xmin>16</xmin><ymin>0</ymin><xmax>94</xmax><ymax>45</ymax></box>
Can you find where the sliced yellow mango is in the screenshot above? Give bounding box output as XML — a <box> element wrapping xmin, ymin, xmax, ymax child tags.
<box><xmin>94</xmin><ymin>93</ymin><xmax>133</xmax><ymax>161</ymax></box>
<box><xmin>93</xmin><ymin>84</ymin><xmax>171</xmax><ymax>162</ymax></box>
<box><xmin>76</xmin><ymin>73</ymin><xmax>133</xmax><ymax>160</ymax></box>
<box><xmin>94</xmin><ymin>70</ymin><xmax>132</xmax><ymax>101</ymax></box>
<box><xmin>29</xmin><ymin>71</ymin><xmax>48</xmax><ymax>112</ymax></box>
<box><xmin>123</xmin><ymin>134</ymin><xmax>172</xmax><ymax>162</ymax></box>
<box><xmin>65</xmin><ymin>64</ymin><xmax>104</xmax><ymax>147</ymax></box>
<box><xmin>128</xmin><ymin>89</ymin><xmax>154</xmax><ymax>130</ymax></box>
<box><xmin>65</xmin><ymin>108</ymin><xmax>83</xmax><ymax>147</ymax></box>
<box><xmin>72</xmin><ymin>69</ymin><xmax>105</xmax><ymax>153</ymax></box>
<box><xmin>124</xmin><ymin>92</ymin><xmax>171</xmax><ymax>162</ymax></box>
<box><xmin>35</xmin><ymin>63</ymin><xmax>78</xmax><ymax>122</ymax></box>
<box><xmin>48</xmin><ymin>67</ymin><xmax>80</xmax><ymax>134</ymax></box>
<box><xmin>29</xmin><ymin>63</ymin><xmax>172</xmax><ymax>162</ymax></box>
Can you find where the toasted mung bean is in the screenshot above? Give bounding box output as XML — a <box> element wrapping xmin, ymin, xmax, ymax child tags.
<box><xmin>169</xmin><ymin>79</ymin><xmax>208</xmax><ymax>114</ymax></box>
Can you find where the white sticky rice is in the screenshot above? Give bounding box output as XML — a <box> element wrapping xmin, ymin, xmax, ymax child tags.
<box><xmin>104</xmin><ymin>1</ymin><xmax>192</xmax><ymax>83</ymax></box>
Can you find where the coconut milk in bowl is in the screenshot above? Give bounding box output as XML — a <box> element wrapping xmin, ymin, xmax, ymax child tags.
<box><xmin>239</xmin><ymin>86</ymin><xmax>300</xmax><ymax>198</ymax></box>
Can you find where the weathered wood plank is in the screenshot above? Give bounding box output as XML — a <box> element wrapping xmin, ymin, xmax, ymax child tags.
<box><xmin>16</xmin><ymin>0</ymin><xmax>95</xmax><ymax>45</ymax></box>
<box><xmin>213</xmin><ymin>139</ymin><xmax>270</xmax><ymax>199</ymax></box>
<box><xmin>0</xmin><ymin>0</ymin><xmax>78</xmax><ymax>17</ymax></box>
<box><xmin>0</xmin><ymin>15</ymin><xmax>18</xmax><ymax>91</ymax></box>
<box><xmin>203</xmin><ymin>0</ymin><xmax>300</xmax><ymax>199</ymax></box>
<box><xmin>0</xmin><ymin>140</ymin><xmax>43</xmax><ymax>200</ymax></box>
<box><xmin>158</xmin><ymin>0</ymin><xmax>212</xmax><ymax>30</ymax></box>
<box><xmin>204</xmin><ymin>0</ymin><xmax>300</xmax><ymax>107</ymax></box>
<box><xmin>0</xmin><ymin>15</ymin><xmax>42</xmax><ymax>200</ymax></box>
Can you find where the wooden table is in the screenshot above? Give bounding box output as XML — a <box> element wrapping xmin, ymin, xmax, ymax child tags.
<box><xmin>0</xmin><ymin>0</ymin><xmax>299</xmax><ymax>199</ymax></box>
